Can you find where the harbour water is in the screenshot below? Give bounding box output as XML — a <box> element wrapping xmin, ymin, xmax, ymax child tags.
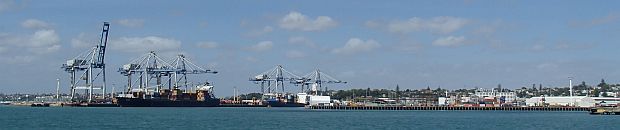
<box><xmin>0</xmin><ymin>106</ymin><xmax>616</xmax><ymax>129</ymax></box>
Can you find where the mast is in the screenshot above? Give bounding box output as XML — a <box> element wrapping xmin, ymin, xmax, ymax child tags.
<box><xmin>56</xmin><ymin>78</ymin><xmax>60</xmax><ymax>101</ymax></box>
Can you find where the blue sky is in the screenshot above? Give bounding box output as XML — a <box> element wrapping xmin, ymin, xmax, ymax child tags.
<box><xmin>1</xmin><ymin>0</ymin><xmax>620</xmax><ymax>96</ymax></box>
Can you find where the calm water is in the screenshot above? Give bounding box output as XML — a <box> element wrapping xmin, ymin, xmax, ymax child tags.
<box><xmin>0</xmin><ymin>105</ymin><xmax>616</xmax><ymax>130</ymax></box>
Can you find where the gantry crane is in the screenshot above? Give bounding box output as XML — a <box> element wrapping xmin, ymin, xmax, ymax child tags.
<box><xmin>62</xmin><ymin>22</ymin><xmax>110</xmax><ymax>102</ymax></box>
<box><xmin>169</xmin><ymin>54</ymin><xmax>218</xmax><ymax>90</ymax></box>
<box><xmin>118</xmin><ymin>51</ymin><xmax>216</xmax><ymax>97</ymax></box>
<box><xmin>249</xmin><ymin>65</ymin><xmax>304</xmax><ymax>95</ymax></box>
<box><xmin>300</xmin><ymin>69</ymin><xmax>346</xmax><ymax>96</ymax></box>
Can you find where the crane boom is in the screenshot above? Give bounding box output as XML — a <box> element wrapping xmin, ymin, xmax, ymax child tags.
<box><xmin>95</xmin><ymin>22</ymin><xmax>109</xmax><ymax>68</ymax></box>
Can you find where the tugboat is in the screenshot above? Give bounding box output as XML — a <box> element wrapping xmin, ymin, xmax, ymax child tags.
<box><xmin>114</xmin><ymin>82</ymin><xmax>220</xmax><ymax>107</ymax></box>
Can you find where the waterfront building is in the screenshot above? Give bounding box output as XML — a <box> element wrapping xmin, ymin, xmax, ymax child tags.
<box><xmin>526</xmin><ymin>96</ymin><xmax>592</xmax><ymax>107</ymax></box>
<box><xmin>474</xmin><ymin>88</ymin><xmax>516</xmax><ymax>103</ymax></box>
<box><xmin>526</xmin><ymin>96</ymin><xmax>620</xmax><ymax>107</ymax></box>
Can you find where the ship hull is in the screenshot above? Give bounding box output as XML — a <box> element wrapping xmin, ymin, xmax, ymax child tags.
<box><xmin>115</xmin><ymin>97</ymin><xmax>220</xmax><ymax>107</ymax></box>
<box><xmin>266</xmin><ymin>101</ymin><xmax>306</xmax><ymax>107</ymax></box>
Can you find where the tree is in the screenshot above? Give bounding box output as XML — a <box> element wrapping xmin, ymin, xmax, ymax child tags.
<box><xmin>593</xmin><ymin>88</ymin><xmax>600</xmax><ymax>97</ymax></box>
<box><xmin>598</xmin><ymin>78</ymin><xmax>610</xmax><ymax>94</ymax></box>
<box><xmin>239</xmin><ymin>93</ymin><xmax>263</xmax><ymax>100</ymax></box>
<box><xmin>497</xmin><ymin>84</ymin><xmax>502</xmax><ymax>92</ymax></box>
<box><xmin>602</xmin><ymin>92</ymin><xmax>609</xmax><ymax>97</ymax></box>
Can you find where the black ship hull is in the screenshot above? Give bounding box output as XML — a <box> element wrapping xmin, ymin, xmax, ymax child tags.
<box><xmin>115</xmin><ymin>97</ymin><xmax>220</xmax><ymax>107</ymax></box>
<box><xmin>266</xmin><ymin>101</ymin><xmax>306</xmax><ymax>107</ymax></box>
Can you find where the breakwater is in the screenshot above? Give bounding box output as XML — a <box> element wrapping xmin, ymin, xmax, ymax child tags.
<box><xmin>307</xmin><ymin>106</ymin><xmax>591</xmax><ymax>111</ymax></box>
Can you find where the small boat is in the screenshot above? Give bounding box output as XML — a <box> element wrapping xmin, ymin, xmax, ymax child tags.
<box><xmin>31</xmin><ymin>102</ymin><xmax>50</xmax><ymax>107</ymax></box>
<box><xmin>0</xmin><ymin>101</ymin><xmax>11</xmax><ymax>105</ymax></box>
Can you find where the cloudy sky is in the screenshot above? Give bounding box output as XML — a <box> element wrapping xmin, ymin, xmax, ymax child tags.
<box><xmin>1</xmin><ymin>0</ymin><xmax>620</xmax><ymax>96</ymax></box>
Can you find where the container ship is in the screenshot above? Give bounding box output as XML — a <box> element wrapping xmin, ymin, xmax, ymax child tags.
<box><xmin>114</xmin><ymin>82</ymin><xmax>220</xmax><ymax>107</ymax></box>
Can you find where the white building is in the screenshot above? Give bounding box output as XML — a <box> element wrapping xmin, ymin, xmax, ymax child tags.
<box><xmin>526</xmin><ymin>96</ymin><xmax>593</xmax><ymax>107</ymax></box>
<box><xmin>526</xmin><ymin>96</ymin><xmax>620</xmax><ymax>107</ymax></box>
<box><xmin>474</xmin><ymin>88</ymin><xmax>516</xmax><ymax>102</ymax></box>
<box><xmin>438</xmin><ymin>97</ymin><xmax>448</xmax><ymax>106</ymax></box>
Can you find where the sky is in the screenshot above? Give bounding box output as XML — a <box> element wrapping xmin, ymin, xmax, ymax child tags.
<box><xmin>1</xmin><ymin>0</ymin><xmax>620</xmax><ymax>96</ymax></box>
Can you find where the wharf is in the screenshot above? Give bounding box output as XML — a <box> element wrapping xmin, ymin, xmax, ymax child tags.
<box><xmin>60</xmin><ymin>102</ymin><xmax>119</xmax><ymax>107</ymax></box>
<box><xmin>307</xmin><ymin>106</ymin><xmax>591</xmax><ymax>111</ymax></box>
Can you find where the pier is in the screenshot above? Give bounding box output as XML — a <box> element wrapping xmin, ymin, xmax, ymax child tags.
<box><xmin>306</xmin><ymin>106</ymin><xmax>591</xmax><ymax>111</ymax></box>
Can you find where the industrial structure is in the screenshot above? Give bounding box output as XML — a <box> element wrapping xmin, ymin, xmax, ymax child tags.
<box><xmin>113</xmin><ymin>51</ymin><xmax>220</xmax><ymax>107</ymax></box>
<box><xmin>299</xmin><ymin>69</ymin><xmax>347</xmax><ymax>96</ymax></box>
<box><xmin>61</xmin><ymin>22</ymin><xmax>110</xmax><ymax>103</ymax></box>
<box><xmin>249</xmin><ymin>65</ymin><xmax>347</xmax><ymax>106</ymax></box>
<box><xmin>117</xmin><ymin>52</ymin><xmax>217</xmax><ymax>98</ymax></box>
<box><xmin>249</xmin><ymin>65</ymin><xmax>346</xmax><ymax>96</ymax></box>
<box><xmin>250</xmin><ymin>65</ymin><xmax>303</xmax><ymax>95</ymax></box>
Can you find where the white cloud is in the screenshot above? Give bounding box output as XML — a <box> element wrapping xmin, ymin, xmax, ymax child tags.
<box><xmin>0</xmin><ymin>30</ymin><xmax>60</xmax><ymax>48</ymax></box>
<box><xmin>286</xmin><ymin>50</ymin><xmax>306</xmax><ymax>58</ymax></box>
<box><xmin>388</xmin><ymin>16</ymin><xmax>468</xmax><ymax>34</ymax></box>
<box><xmin>0</xmin><ymin>29</ymin><xmax>61</xmax><ymax>63</ymax></box>
<box><xmin>19</xmin><ymin>29</ymin><xmax>61</xmax><ymax>54</ymax></box>
<box><xmin>197</xmin><ymin>41</ymin><xmax>218</xmax><ymax>49</ymax></box>
<box><xmin>332</xmin><ymin>38</ymin><xmax>380</xmax><ymax>54</ymax></box>
<box><xmin>21</xmin><ymin>19</ymin><xmax>51</xmax><ymax>29</ymax></box>
<box><xmin>116</xmin><ymin>19</ymin><xmax>145</xmax><ymax>28</ymax></box>
<box><xmin>70</xmin><ymin>33</ymin><xmax>97</xmax><ymax>48</ymax></box>
<box><xmin>28</xmin><ymin>30</ymin><xmax>59</xmax><ymax>47</ymax></box>
<box><xmin>110</xmin><ymin>36</ymin><xmax>181</xmax><ymax>53</ymax></box>
<box><xmin>250</xmin><ymin>41</ymin><xmax>273</xmax><ymax>51</ymax></box>
<box><xmin>288</xmin><ymin>36</ymin><xmax>316</xmax><ymax>48</ymax></box>
<box><xmin>279</xmin><ymin>11</ymin><xmax>337</xmax><ymax>31</ymax></box>
<box><xmin>432</xmin><ymin>36</ymin><xmax>466</xmax><ymax>47</ymax></box>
